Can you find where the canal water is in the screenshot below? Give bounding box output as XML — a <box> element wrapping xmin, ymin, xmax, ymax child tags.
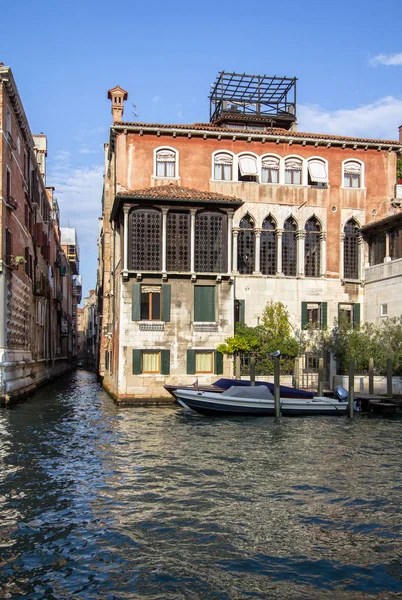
<box><xmin>1</xmin><ymin>371</ymin><xmax>402</xmax><ymax>599</ymax></box>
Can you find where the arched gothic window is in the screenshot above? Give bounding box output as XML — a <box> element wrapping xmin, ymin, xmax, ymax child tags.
<box><xmin>194</xmin><ymin>211</ymin><xmax>227</xmax><ymax>273</ymax></box>
<box><xmin>129</xmin><ymin>209</ymin><xmax>161</xmax><ymax>270</ymax></box>
<box><xmin>305</xmin><ymin>217</ymin><xmax>321</xmax><ymax>277</ymax></box>
<box><xmin>155</xmin><ymin>148</ymin><xmax>176</xmax><ymax>178</ymax></box>
<box><xmin>343</xmin><ymin>219</ymin><xmax>360</xmax><ymax>279</ymax></box>
<box><xmin>261</xmin><ymin>156</ymin><xmax>280</xmax><ymax>184</ymax></box>
<box><xmin>260</xmin><ymin>216</ymin><xmax>277</xmax><ymax>275</ymax></box>
<box><xmin>285</xmin><ymin>157</ymin><xmax>302</xmax><ymax>185</ymax></box>
<box><xmin>238</xmin><ymin>215</ymin><xmax>255</xmax><ymax>274</ymax></box>
<box><xmin>214</xmin><ymin>152</ymin><xmax>233</xmax><ymax>180</ymax></box>
<box><xmin>167</xmin><ymin>211</ymin><xmax>190</xmax><ymax>271</ymax></box>
<box><xmin>343</xmin><ymin>161</ymin><xmax>362</xmax><ymax>188</ymax></box>
<box><xmin>282</xmin><ymin>217</ymin><xmax>297</xmax><ymax>276</ymax></box>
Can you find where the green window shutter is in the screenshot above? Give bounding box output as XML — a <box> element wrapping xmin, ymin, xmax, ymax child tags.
<box><xmin>194</xmin><ymin>286</ymin><xmax>215</xmax><ymax>322</ymax></box>
<box><xmin>187</xmin><ymin>349</ymin><xmax>195</xmax><ymax>374</ymax></box>
<box><xmin>105</xmin><ymin>351</ymin><xmax>109</xmax><ymax>370</ymax></box>
<box><xmin>162</xmin><ymin>284</ymin><xmax>171</xmax><ymax>322</ymax></box>
<box><xmin>132</xmin><ymin>283</ymin><xmax>141</xmax><ymax>321</ymax></box>
<box><xmin>214</xmin><ymin>350</ymin><xmax>223</xmax><ymax>375</ymax></box>
<box><xmin>132</xmin><ymin>350</ymin><xmax>142</xmax><ymax>374</ymax></box>
<box><xmin>353</xmin><ymin>303</ymin><xmax>361</xmax><ymax>329</ymax></box>
<box><xmin>321</xmin><ymin>302</ymin><xmax>328</xmax><ymax>330</ymax></box>
<box><xmin>301</xmin><ymin>302</ymin><xmax>308</xmax><ymax>329</ymax></box>
<box><xmin>161</xmin><ymin>350</ymin><xmax>170</xmax><ymax>375</ymax></box>
<box><xmin>238</xmin><ymin>299</ymin><xmax>245</xmax><ymax>323</ymax></box>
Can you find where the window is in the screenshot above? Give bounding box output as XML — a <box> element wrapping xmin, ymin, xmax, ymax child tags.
<box><xmin>132</xmin><ymin>349</ymin><xmax>170</xmax><ymax>375</ymax></box>
<box><xmin>343</xmin><ymin>219</ymin><xmax>360</xmax><ymax>279</ymax></box>
<box><xmin>238</xmin><ymin>154</ymin><xmax>258</xmax><ymax>182</ymax></box>
<box><xmin>194</xmin><ymin>286</ymin><xmax>215</xmax><ymax>322</ymax></box>
<box><xmin>390</xmin><ymin>227</ymin><xmax>402</xmax><ymax>260</ymax></box>
<box><xmin>194</xmin><ymin>211</ymin><xmax>226</xmax><ymax>273</ymax></box>
<box><xmin>285</xmin><ymin>157</ymin><xmax>302</xmax><ymax>185</ymax></box>
<box><xmin>381</xmin><ymin>304</ymin><xmax>388</xmax><ymax>317</ymax></box>
<box><xmin>187</xmin><ymin>349</ymin><xmax>223</xmax><ymax>375</ymax></box>
<box><xmin>6</xmin><ymin>168</ymin><xmax>11</xmax><ymax>200</ymax></box>
<box><xmin>304</xmin><ymin>217</ymin><xmax>321</xmax><ymax>277</ymax></box>
<box><xmin>282</xmin><ymin>217</ymin><xmax>297</xmax><ymax>276</ymax></box>
<box><xmin>238</xmin><ymin>215</ymin><xmax>255</xmax><ymax>274</ymax></box>
<box><xmin>155</xmin><ymin>148</ymin><xmax>176</xmax><ymax>178</ymax></box>
<box><xmin>261</xmin><ymin>156</ymin><xmax>279</xmax><ymax>183</ymax></box>
<box><xmin>307</xmin><ymin>159</ymin><xmax>328</xmax><ymax>187</ymax></box>
<box><xmin>6</xmin><ymin>107</ymin><xmax>11</xmax><ymax>134</ymax></box>
<box><xmin>167</xmin><ymin>211</ymin><xmax>190</xmax><ymax>271</ymax></box>
<box><xmin>129</xmin><ymin>208</ymin><xmax>161</xmax><ymax>270</ymax></box>
<box><xmin>214</xmin><ymin>153</ymin><xmax>233</xmax><ymax>180</ymax></box>
<box><xmin>368</xmin><ymin>233</ymin><xmax>386</xmax><ymax>266</ymax></box>
<box><xmin>260</xmin><ymin>216</ymin><xmax>276</xmax><ymax>275</ymax></box>
<box><xmin>338</xmin><ymin>303</ymin><xmax>360</xmax><ymax>329</ymax></box>
<box><xmin>344</xmin><ymin>161</ymin><xmax>362</xmax><ymax>188</ymax></box>
<box><xmin>301</xmin><ymin>302</ymin><xmax>327</xmax><ymax>329</ymax></box>
<box><xmin>234</xmin><ymin>299</ymin><xmax>245</xmax><ymax>324</ymax></box>
<box><xmin>132</xmin><ymin>283</ymin><xmax>170</xmax><ymax>322</ymax></box>
<box><xmin>6</xmin><ymin>229</ymin><xmax>12</xmax><ymax>265</ymax></box>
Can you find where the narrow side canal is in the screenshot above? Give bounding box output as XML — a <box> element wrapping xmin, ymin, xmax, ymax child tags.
<box><xmin>1</xmin><ymin>370</ymin><xmax>402</xmax><ymax>599</ymax></box>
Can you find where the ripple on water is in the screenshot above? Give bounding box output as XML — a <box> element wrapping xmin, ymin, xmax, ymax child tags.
<box><xmin>0</xmin><ymin>371</ymin><xmax>402</xmax><ymax>599</ymax></box>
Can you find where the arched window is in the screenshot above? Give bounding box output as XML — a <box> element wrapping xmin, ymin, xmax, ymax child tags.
<box><xmin>261</xmin><ymin>156</ymin><xmax>280</xmax><ymax>184</ymax></box>
<box><xmin>238</xmin><ymin>154</ymin><xmax>258</xmax><ymax>182</ymax></box>
<box><xmin>167</xmin><ymin>211</ymin><xmax>190</xmax><ymax>271</ymax></box>
<box><xmin>343</xmin><ymin>161</ymin><xmax>362</xmax><ymax>188</ymax></box>
<box><xmin>307</xmin><ymin>158</ymin><xmax>328</xmax><ymax>187</ymax></box>
<box><xmin>343</xmin><ymin>219</ymin><xmax>360</xmax><ymax>279</ymax></box>
<box><xmin>260</xmin><ymin>216</ymin><xmax>277</xmax><ymax>275</ymax></box>
<box><xmin>305</xmin><ymin>217</ymin><xmax>321</xmax><ymax>277</ymax></box>
<box><xmin>195</xmin><ymin>211</ymin><xmax>227</xmax><ymax>273</ymax></box>
<box><xmin>155</xmin><ymin>148</ymin><xmax>177</xmax><ymax>178</ymax></box>
<box><xmin>285</xmin><ymin>157</ymin><xmax>302</xmax><ymax>185</ymax></box>
<box><xmin>238</xmin><ymin>215</ymin><xmax>255</xmax><ymax>274</ymax></box>
<box><xmin>129</xmin><ymin>209</ymin><xmax>161</xmax><ymax>270</ymax></box>
<box><xmin>282</xmin><ymin>217</ymin><xmax>297</xmax><ymax>276</ymax></box>
<box><xmin>214</xmin><ymin>152</ymin><xmax>233</xmax><ymax>181</ymax></box>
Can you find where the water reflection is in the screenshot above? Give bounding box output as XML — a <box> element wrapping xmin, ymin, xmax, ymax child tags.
<box><xmin>0</xmin><ymin>371</ymin><xmax>402</xmax><ymax>598</ymax></box>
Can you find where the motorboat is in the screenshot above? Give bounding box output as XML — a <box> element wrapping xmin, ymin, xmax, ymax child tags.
<box><xmin>175</xmin><ymin>385</ymin><xmax>348</xmax><ymax>417</ymax></box>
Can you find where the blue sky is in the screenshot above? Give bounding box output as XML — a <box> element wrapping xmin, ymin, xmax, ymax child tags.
<box><xmin>2</xmin><ymin>0</ymin><xmax>402</xmax><ymax>298</ymax></box>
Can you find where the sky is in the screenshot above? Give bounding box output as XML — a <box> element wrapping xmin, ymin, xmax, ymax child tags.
<box><xmin>2</xmin><ymin>0</ymin><xmax>402</xmax><ymax>299</ymax></box>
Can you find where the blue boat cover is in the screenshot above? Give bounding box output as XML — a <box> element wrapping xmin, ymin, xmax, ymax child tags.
<box><xmin>213</xmin><ymin>378</ymin><xmax>315</xmax><ymax>399</ymax></box>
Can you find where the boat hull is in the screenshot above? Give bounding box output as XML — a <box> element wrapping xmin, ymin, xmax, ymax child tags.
<box><xmin>176</xmin><ymin>389</ymin><xmax>348</xmax><ymax>417</ymax></box>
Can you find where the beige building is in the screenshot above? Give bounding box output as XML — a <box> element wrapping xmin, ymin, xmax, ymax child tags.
<box><xmin>98</xmin><ymin>73</ymin><xmax>402</xmax><ymax>402</ymax></box>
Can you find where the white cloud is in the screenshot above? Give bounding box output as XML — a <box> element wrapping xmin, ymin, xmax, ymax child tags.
<box><xmin>369</xmin><ymin>53</ymin><xmax>402</xmax><ymax>67</ymax></box>
<box><xmin>152</xmin><ymin>95</ymin><xmax>161</xmax><ymax>104</ymax></box>
<box><xmin>298</xmin><ymin>96</ymin><xmax>402</xmax><ymax>140</ymax></box>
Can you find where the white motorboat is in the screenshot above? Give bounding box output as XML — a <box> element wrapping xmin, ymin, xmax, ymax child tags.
<box><xmin>175</xmin><ymin>385</ymin><xmax>348</xmax><ymax>416</ymax></box>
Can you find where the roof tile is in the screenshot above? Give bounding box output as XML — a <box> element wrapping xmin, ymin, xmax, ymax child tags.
<box><xmin>117</xmin><ymin>184</ymin><xmax>243</xmax><ymax>204</ymax></box>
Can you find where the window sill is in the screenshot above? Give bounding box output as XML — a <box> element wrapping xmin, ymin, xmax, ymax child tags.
<box><xmin>138</xmin><ymin>322</ymin><xmax>165</xmax><ymax>331</ymax></box>
<box><xmin>151</xmin><ymin>176</ymin><xmax>181</xmax><ymax>182</ymax></box>
<box><xmin>341</xmin><ymin>187</ymin><xmax>366</xmax><ymax>191</ymax></box>
<box><xmin>193</xmin><ymin>322</ymin><xmax>218</xmax><ymax>332</ymax></box>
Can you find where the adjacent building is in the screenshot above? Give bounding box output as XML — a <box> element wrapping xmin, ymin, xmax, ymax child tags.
<box><xmin>98</xmin><ymin>73</ymin><xmax>402</xmax><ymax>402</ymax></box>
<box><xmin>0</xmin><ymin>64</ymin><xmax>80</xmax><ymax>403</ymax></box>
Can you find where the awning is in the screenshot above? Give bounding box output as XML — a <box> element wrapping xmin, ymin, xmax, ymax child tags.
<box><xmin>308</xmin><ymin>160</ymin><xmax>328</xmax><ymax>183</ymax></box>
<box><xmin>239</xmin><ymin>156</ymin><xmax>258</xmax><ymax>176</ymax></box>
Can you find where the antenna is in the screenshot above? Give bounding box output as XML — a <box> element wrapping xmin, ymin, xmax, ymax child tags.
<box><xmin>131</xmin><ymin>103</ymin><xmax>139</xmax><ymax>120</ymax></box>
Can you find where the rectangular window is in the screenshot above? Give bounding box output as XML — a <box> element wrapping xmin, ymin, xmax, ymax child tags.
<box><xmin>194</xmin><ymin>286</ymin><xmax>215</xmax><ymax>322</ymax></box>
<box><xmin>132</xmin><ymin>349</ymin><xmax>170</xmax><ymax>375</ymax></box>
<box><xmin>261</xmin><ymin>167</ymin><xmax>279</xmax><ymax>183</ymax></box>
<box><xmin>381</xmin><ymin>304</ymin><xmax>388</xmax><ymax>317</ymax></box>
<box><xmin>285</xmin><ymin>169</ymin><xmax>301</xmax><ymax>185</ymax></box>
<box><xmin>6</xmin><ymin>168</ymin><xmax>11</xmax><ymax>200</ymax></box>
<box><xmin>142</xmin><ymin>351</ymin><xmax>160</xmax><ymax>373</ymax></box>
<box><xmin>302</xmin><ymin>301</ymin><xmax>327</xmax><ymax>330</ymax></box>
<box><xmin>6</xmin><ymin>229</ymin><xmax>12</xmax><ymax>264</ymax></box>
<box><xmin>307</xmin><ymin>303</ymin><xmax>320</xmax><ymax>328</ymax></box>
<box><xmin>141</xmin><ymin>286</ymin><xmax>161</xmax><ymax>320</ymax></box>
<box><xmin>195</xmin><ymin>351</ymin><xmax>214</xmax><ymax>373</ymax></box>
<box><xmin>132</xmin><ymin>283</ymin><xmax>170</xmax><ymax>322</ymax></box>
<box><xmin>338</xmin><ymin>304</ymin><xmax>352</xmax><ymax>327</ymax></box>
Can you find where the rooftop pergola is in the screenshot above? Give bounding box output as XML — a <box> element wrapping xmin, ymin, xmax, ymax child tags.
<box><xmin>209</xmin><ymin>72</ymin><xmax>297</xmax><ymax>127</ymax></box>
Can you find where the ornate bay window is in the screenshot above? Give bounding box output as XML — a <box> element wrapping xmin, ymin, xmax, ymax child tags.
<box><xmin>237</xmin><ymin>215</ymin><xmax>255</xmax><ymax>274</ymax></box>
<box><xmin>129</xmin><ymin>208</ymin><xmax>161</xmax><ymax>270</ymax></box>
<box><xmin>260</xmin><ymin>216</ymin><xmax>277</xmax><ymax>275</ymax></box>
<box><xmin>304</xmin><ymin>217</ymin><xmax>321</xmax><ymax>277</ymax></box>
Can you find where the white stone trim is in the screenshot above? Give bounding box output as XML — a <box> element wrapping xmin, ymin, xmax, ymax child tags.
<box><xmin>153</xmin><ymin>145</ymin><xmax>179</xmax><ymax>179</ymax></box>
<box><xmin>341</xmin><ymin>158</ymin><xmax>365</xmax><ymax>190</ymax></box>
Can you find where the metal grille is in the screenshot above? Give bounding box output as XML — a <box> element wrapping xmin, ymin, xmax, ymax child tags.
<box><xmin>390</xmin><ymin>226</ymin><xmax>402</xmax><ymax>260</ymax></box>
<box><xmin>282</xmin><ymin>218</ymin><xmax>297</xmax><ymax>276</ymax></box>
<box><xmin>167</xmin><ymin>211</ymin><xmax>190</xmax><ymax>271</ymax></box>
<box><xmin>260</xmin><ymin>216</ymin><xmax>276</xmax><ymax>275</ymax></box>
<box><xmin>238</xmin><ymin>216</ymin><xmax>255</xmax><ymax>274</ymax></box>
<box><xmin>343</xmin><ymin>219</ymin><xmax>359</xmax><ymax>279</ymax></box>
<box><xmin>369</xmin><ymin>232</ymin><xmax>386</xmax><ymax>266</ymax></box>
<box><xmin>194</xmin><ymin>211</ymin><xmax>226</xmax><ymax>272</ymax></box>
<box><xmin>305</xmin><ymin>217</ymin><xmax>321</xmax><ymax>277</ymax></box>
<box><xmin>129</xmin><ymin>209</ymin><xmax>161</xmax><ymax>270</ymax></box>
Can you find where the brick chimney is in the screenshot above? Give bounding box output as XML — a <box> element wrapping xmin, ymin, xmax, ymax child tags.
<box><xmin>107</xmin><ymin>86</ymin><xmax>128</xmax><ymax>123</ymax></box>
<box><xmin>399</xmin><ymin>125</ymin><xmax>402</xmax><ymax>143</ymax></box>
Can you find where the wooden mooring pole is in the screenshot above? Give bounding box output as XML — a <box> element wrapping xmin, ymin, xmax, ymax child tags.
<box><xmin>387</xmin><ymin>358</ymin><xmax>393</xmax><ymax>399</ymax></box>
<box><xmin>250</xmin><ymin>356</ymin><xmax>255</xmax><ymax>386</ymax></box>
<box><xmin>235</xmin><ymin>355</ymin><xmax>241</xmax><ymax>380</ymax></box>
<box><xmin>274</xmin><ymin>356</ymin><xmax>281</xmax><ymax>418</ymax></box>
<box><xmin>348</xmin><ymin>359</ymin><xmax>355</xmax><ymax>419</ymax></box>
<box><xmin>318</xmin><ymin>358</ymin><xmax>324</xmax><ymax>397</ymax></box>
<box><xmin>368</xmin><ymin>358</ymin><xmax>374</xmax><ymax>395</ymax></box>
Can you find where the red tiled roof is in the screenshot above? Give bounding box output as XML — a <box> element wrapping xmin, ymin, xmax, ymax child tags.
<box><xmin>114</xmin><ymin>121</ymin><xmax>401</xmax><ymax>146</ymax></box>
<box><xmin>361</xmin><ymin>211</ymin><xmax>402</xmax><ymax>232</ymax></box>
<box><xmin>116</xmin><ymin>184</ymin><xmax>243</xmax><ymax>204</ymax></box>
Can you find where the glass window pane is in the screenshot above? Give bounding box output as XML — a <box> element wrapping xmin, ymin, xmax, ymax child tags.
<box><xmin>166</xmin><ymin>161</ymin><xmax>175</xmax><ymax>177</ymax></box>
<box><xmin>294</xmin><ymin>170</ymin><xmax>301</xmax><ymax>185</ymax></box>
<box><xmin>143</xmin><ymin>352</ymin><xmax>159</xmax><ymax>372</ymax></box>
<box><xmin>152</xmin><ymin>292</ymin><xmax>161</xmax><ymax>320</ymax></box>
<box><xmin>214</xmin><ymin>164</ymin><xmax>221</xmax><ymax>180</ymax></box>
<box><xmin>156</xmin><ymin>162</ymin><xmax>164</xmax><ymax>176</ymax></box>
<box><xmin>261</xmin><ymin>168</ymin><xmax>268</xmax><ymax>183</ymax></box>
<box><xmin>285</xmin><ymin>169</ymin><xmax>292</xmax><ymax>184</ymax></box>
<box><xmin>352</xmin><ymin>174</ymin><xmax>359</xmax><ymax>188</ymax></box>
<box><xmin>271</xmin><ymin>169</ymin><xmax>279</xmax><ymax>183</ymax></box>
<box><xmin>141</xmin><ymin>293</ymin><xmax>149</xmax><ymax>320</ymax></box>
<box><xmin>344</xmin><ymin>174</ymin><xmax>350</xmax><ymax>187</ymax></box>
<box><xmin>195</xmin><ymin>351</ymin><xmax>213</xmax><ymax>373</ymax></box>
<box><xmin>223</xmin><ymin>164</ymin><xmax>231</xmax><ymax>180</ymax></box>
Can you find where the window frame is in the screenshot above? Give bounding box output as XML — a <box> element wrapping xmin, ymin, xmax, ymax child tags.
<box><xmin>142</xmin><ymin>350</ymin><xmax>161</xmax><ymax>374</ymax></box>
<box><xmin>342</xmin><ymin>159</ymin><xmax>364</xmax><ymax>189</ymax></box>
<box><xmin>284</xmin><ymin>155</ymin><xmax>304</xmax><ymax>186</ymax></box>
<box><xmin>261</xmin><ymin>154</ymin><xmax>281</xmax><ymax>184</ymax></box>
<box><xmin>237</xmin><ymin>152</ymin><xmax>259</xmax><ymax>183</ymax></box>
<box><xmin>153</xmin><ymin>146</ymin><xmax>179</xmax><ymax>179</ymax></box>
<box><xmin>194</xmin><ymin>350</ymin><xmax>214</xmax><ymax>374</ymax></box>
<box><xmin>307</xmin><ymin>157</ymin><xmax>329</xmax><ymax>188</ymax></box>
<box><xmin>212</xmin><ymin>151</ymin><xmax>234</xmax><ymax>181</ymax></box>
<box><xmin>140</xmin><ymin>286</ymin><xmax>162</xmax><ymax>321</ymax></box>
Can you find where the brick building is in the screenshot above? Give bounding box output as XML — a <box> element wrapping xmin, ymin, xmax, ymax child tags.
<box><xmin>98</xmin><ymin>73</ymin><xmax>402</xmax><ymax>402</ymax></box>
<box><xmin>0</xmin><ymin>64</ymin><xmax>79</xmax><ymax>403</ymax></box>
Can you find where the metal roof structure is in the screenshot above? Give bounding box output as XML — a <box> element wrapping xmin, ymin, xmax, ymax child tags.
<box><xmin>209</xmin><ymin>71</ymin><xmax>297</xmax><ymax>129</ymax></box>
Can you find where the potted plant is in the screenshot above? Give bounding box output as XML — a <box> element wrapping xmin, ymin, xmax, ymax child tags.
<box><xmin>9</xmin><ymin>255</ymin><xmax>26</xmax><ymax>269</ymax></box>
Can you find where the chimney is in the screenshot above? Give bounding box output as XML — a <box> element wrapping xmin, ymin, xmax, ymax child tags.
<box><xmin>107</xmin><ymin>86</ymin><xmax>128</xmax><ymax>123</ymax></box>
<box><xmin>399</xmin><ymin>125</ymin><xmax>402</xmax><ymax>143</ymax></box>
